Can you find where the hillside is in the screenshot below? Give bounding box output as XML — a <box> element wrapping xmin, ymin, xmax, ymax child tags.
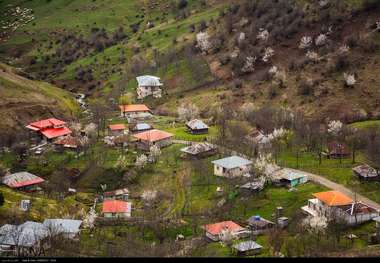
<box><xmin>0</xmin><ymin>63</ymin><xmax>79</xmax><ymax>143</ymax></box>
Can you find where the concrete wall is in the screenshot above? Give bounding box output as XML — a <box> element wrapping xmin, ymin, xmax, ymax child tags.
<box><xmin>214</xmin><ymin>164</ymin><xmax>251</xmax><ymax>178</ymax></box>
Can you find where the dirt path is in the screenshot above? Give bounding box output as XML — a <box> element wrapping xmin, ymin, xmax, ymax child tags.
<box><xmin>286</xmin><ymin>168</ymin><xmax>380</xmax><ymax>210</ymax></box>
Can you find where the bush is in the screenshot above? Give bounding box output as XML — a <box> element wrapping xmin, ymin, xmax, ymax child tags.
<box><xmin>298</xmin><ymin>79</ymin><xmax>314</xmax><ymax>95</ymax></box>
<box><xmin>178</xmin><ymin>0</ymin><xmax>188</xmax><ymax>9</ymax></box>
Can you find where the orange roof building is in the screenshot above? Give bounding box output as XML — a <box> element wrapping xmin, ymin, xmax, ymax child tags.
<box><xmin>119</xmin><ymin>104</ymin><xmax>151</xmax><ymax>113</ymax></box>
<box><xmin>108</xmin><ymin>124</ymin><xmax>126</xmax><ymax>131</ymax></box>
<box><xmin>133</xmin><ymin>129</ymin><xmax>173</xmax><ymax>143</ymax></box>
<box><xmin>102</xmin><ymin>200</ymin><xmax>131</xmax><ymax>218</ymax></box>
<box><xmin>313</xmin><ymin>191</ymin><xmax>353</xmax><ymax>206</ymax></box>
<box><xmin>203</xmin><ymin>221</ymin><xmax>246</xmax><ymax>241</ymax></box>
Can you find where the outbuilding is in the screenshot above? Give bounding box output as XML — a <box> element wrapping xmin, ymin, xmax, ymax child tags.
<box><xmin>211</xmin><ymin>156</ymin><xmax>252</xmax><ymax>178</ymax></box>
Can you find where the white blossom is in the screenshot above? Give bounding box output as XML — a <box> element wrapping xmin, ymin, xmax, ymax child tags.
<box><xmin>242</xmin><ymin>56</ymin><xmax>256</xmax><ymax>73</ymax></box>
<box><xmin>315</xmin><ymin>34</ymin><xmax>328</xmax><ymax>46</ymax></box>
<box><xmin>142</xmin><ymin>190</ymin><xmax>158</xmax><ymax>202</ymax></box>
<box><xmin>343</xmin><ymin>73</ymin><xmax>356</xmax><ymax>87</ymax></box>
<box><xmin>319</xmin><ymin>0</ymin><xmax>330</xmax><ymax>7</ymax></box>
<box><xmin>219</xmin><ymin>228</ymin><xmax>234</xmax><ymax>245</ymax></box>
<box><xmin>238</xmin><ymin>32</ymin><xmax>246</xmax><ymax>44</ymax></box>
<box><xmin>299</xmin><ymin>36</ymin><xmax>313</xmax><ymax>49</ymax></box>
<box><xmin>196</xmin><ymin>32</ymin><xmax>212</xmax><ymax>53</ymax></box>
<box><xmin>135</xmin><ymin>154</ymin><xmax>148</xmax><ymax>168</ymax></box>
<box><xmin>149</xmin><ymin>145</ymin><xmax>161</xmax><ymax>163</ymax></box>
<box><xmin>338</xmin><ymin>44</ymin><xmax>350</xmax><ymax>54</ymax></box>
<box><xmin>306</xmin><ymin>51</ymin><xmax>320</xmax><ymax>62</ymax></box>
<box><xmin>177</xmin><ymin>103</ymin><xmax>199</xmax><ymax>121</ymax></box>
<box><xmin>327</xmin><ymin>120</ymin><xmax>343</xmax><ymax>135</ymax></box>
<box><xmin>257</xmin><ymin>28</ymin><xmax>269</xmax><ymax>42</ymax></box>
<box><xmin>262</xmin><ymin>47</ymin><xmax>274</xmax><ymax>62</ymax></box>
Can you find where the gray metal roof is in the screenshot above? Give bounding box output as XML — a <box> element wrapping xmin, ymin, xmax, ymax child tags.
<box><xmin>136</xmin><ymin>75</ymin><xmax>163</xmax><ymax>87</ymax></box>
<box><xmin>180</xmin><ymin>143</ymin><xmax>216</xmax><ymax>155</ymax></box>
<box><xmin>0</xmin><ymin>221</ymin><xmax>49</xmax><ymax>247</ymax></box>
<box><xmin>233</xmin><ymin>240</ymin><xmax>262</xmax><ymax>252</ymax></box>
<box><xmin>134</xmin><ymin>123</ymin><xmax>152</xmax><ymax>131</ymax></box>
<box><xmin>211</xmin><ymin>156</ymin><xmax>252</xmax><ymax>169</ymax></box>
<box><xmin>43</xmin><ymin>219</ymin><xmax>82</xmax><ymax>235</ymax></box>
<box><xmin>186</xmin><ymin>119</ymin><xmax>209</xmax><ymax>130</ymax></box>
<box><xmin>373</xmin><ymin>216</ymin><xmax>380</xmax><ymax>223</ymax></box>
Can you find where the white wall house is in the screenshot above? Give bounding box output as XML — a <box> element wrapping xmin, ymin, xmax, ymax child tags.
<box><xmin>136</xmin><ymin>75</ymin><xmax>163</xmax><ymax>99</ymax></box>
<box><xmin>212</xmin><ymin>156</ymin><xmax>253</xmax><ymax>178</ymax></box>
<box><xmin>302</xmin><ymin>191</ymin><xmax>379</xmax><ymax>226</ymax></box>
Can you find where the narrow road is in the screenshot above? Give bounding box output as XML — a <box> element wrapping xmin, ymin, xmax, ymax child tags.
<box><xmin>172</xmin><ymin>140</ymin><xmax>380</xmax><ymax>211</ymax></box>
<box><xmin>286</xmin><ymin>168</ymin><xmax>380</xmax><ymax>211</ymax></box>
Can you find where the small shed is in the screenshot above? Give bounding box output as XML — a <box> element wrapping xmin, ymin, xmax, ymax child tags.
<box><xmin>186</xmin><ymin>119</ymin><xmax>209</xmax><ymax>134</ymax></box>
<box><xmin>233</xmin><ymin>240</ymin><xmax>263</xmax><ymax>256</ymax></box>
<box><xmin>272</xmin><ymin>169</ymin><xmax>308</xmax><ymax>188</ymax></box>
<box><xmin>108</xmin><ymin>124</ymin><xmax>126</xmax><ymax>136</ymax></box>
<box><xmin>353</xmin><ymin>164</ymin><xmax>379</xmax><ymax>181</ymax></box>
<box><xmin>247</xmin><ymin>215</ymin><xmax>275</xmax><ymax>234</ymax></box>
<box><xmin>129</xmin><ymin>123</ymin><xmax>153</xmax><ymax>133</ymax></box>
<box><xmin>132</xmin><ymin>129</ymin><xmax>173</xmax><ymax>151</ymax></box>
<box><xmin>327</xmin><ymin>141</ymin><xmax>350</xmax><ymax>159</ymax></box>
<box><xmin>180</xmin><ymin>142</ymin><xmax>217</xmax><ymax>158</ymax></box>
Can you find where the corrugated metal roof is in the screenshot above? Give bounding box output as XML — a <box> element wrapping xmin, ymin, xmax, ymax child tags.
<box><xmin>134</xmin><ymin>123</ymin><xmax>152</xmax><ymax>131</ymax></box>
<box><xmin>212</xmin><ymin>156</ymin><xmax>252</xmax><ymax>169</ymax></box>
<box><xmin>2</xmin><ymin>172</ymin><xmax>44</xmax><ymax>188</ymax></box>
<box><xmin>186</xmin><ymin>119</ymin><xmax>209</xmax><ymax>130</ymax></box>
<box><xmin>0</xmin><ymin>221</ymin><xmax>49</xmax><ymax>247</ymax></box>
<box><xmin>180</xmin><ymin>143</ymin><xmax>216</xmax><ymax>155</ymax></box>
<box><xmin>233</xmin><ymin>241</ymin><xmax>262</xmax><ymax>252</ymax></box>
<box><xmin>43</xmin><ymin>219</ymin><xmax>82</xmax><ymax>235</ymax></box>
<box><xmin>136</xmin><ymin>75</ymin><xmax>163</xmax><ymax>87</ymax></box>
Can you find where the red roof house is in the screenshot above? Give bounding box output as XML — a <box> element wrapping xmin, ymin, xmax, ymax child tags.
<box><xmin>203</xmin><ymin>221</ymin><xmax>247</xmax><ymax>241</ymax></box>
<box><xmin>2</xmin><ymin>172</ymin><xmax>44</xmax><ymax>190</ymax></box>
<box><xmin>102</xmin><ymin>200</ymin><xmax>131</xmax><ymax>218</ymax></box>
<box><xmin>132</xmin><ymin>129</ymin><xmax>173</xmax><ymax>150</ymax></box>
<box><xmin>26</xmin><ymin>118</ymin><xmax>71</xmax><ymax>140</ymax></box>
<box><xmin>108</xmin><ymin>124</ymin><xmax>126</xmax><ymax>136</ymax></box>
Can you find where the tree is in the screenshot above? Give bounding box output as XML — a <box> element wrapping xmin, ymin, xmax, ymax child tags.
<box><xmin>177</xmin><ymin>103</ymin><xmax>199</xmax><ymax>122</ymax></box>
<box><xmin>178</xmin><ymin>0</ymin><xmax>188</xmax><ymax>9</ymax></box>
<box><xmin>118</xmin><ymin>93</ymin><xmax>134</xmax><ymax>105</ymax></box>
<box><xmin>364</xmin><ymin>126</ymin><xmax>380</xmax><ymax>173</ymax></box>
<box><xmin>135</xmin><ymin>154</ymin><xmax>148</xmax><ymax>169</ymax></box>
<box><xmin>149</xmin><ymin>145</ymin><xmax>161</xmax><ymax>163</ymax></box>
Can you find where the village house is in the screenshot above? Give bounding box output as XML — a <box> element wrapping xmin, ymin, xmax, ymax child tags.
<box><xmin>26</xmin><ymin>118</ymin><xmax>72</xmax><ymax>142</ymax></box>
<box><xmin>186</xmin><ymin>119</ymin><xmax>209</xmax><ymax>134</ymax></box>
<box><xmin>132</xmin><ymin>129</ymin><xmax>174</xmax><ymax>151</ymax></box>
<box><xmin>42</xmin><ymin>219</ymin><xmax>82</xmax><ymax>240</ymax></box>
<box><xmin>129</xmin><ymin>123</ymin><xmax>153</xmax><ymax>134</ymax></box>
<box><xmin>202</xmin><ymin>221</ymin><xmax>249</xmax><ymax>242</ymax></box>
<box><xmin>1</xmin><ymin>172</ymin><xmax>44</xmax><ymax>191</ymax></box>
<box><xmin>113</xmin><ymin>134</ymin><xmax>129</xmax><ymax>148</ymax></box>
<box><xmin>102</xmin><ymin>200</ymin><xmax>132</xmax><ymax>218</ymax></box>
<box><xmin>326</xmin><ymin>141</ymin><xmax>350</xmax><ymax>159</ymax></box>
<box><xmin>233</xmin><ymin>240</ymin><xmax>263</xmax><ymax>256</ymax></box>
<box><xmin>211</xmin><ymin>156</ymin><xmax>253</xmax><ymax>178</ymax></box>
<box><xmin>136</xmin><ymin>75</ymin><xmax>163</xmax><ymax>99</ymax></box>
<box><xmin>246</xmin><ymin>215</ymin><xmax>275</xmax><ymax>235</ymax></box>
<box><xmin>54</xmin><ymin>135</ymin><xmax>88</xmax><ymax>152</ymax></box>
<box><xmin>103</xmin><ymin>188</ymin><xmax>129</xmax><ymax>201</ymax></box>
<box><xmin>272</xmin><ymin>168</ymin><xmax>308</xmax><ymax>188</ymax></box>
<box><xmin>0</xmin><ymin>221</ymin><xmax>50</xmax><ymax>256</ymax></box>
<box><xmin>180</xmin><ymin>142</ymin><xmax>217</xmax><ymax>158</ymax></box>
<box><xmin>353</xmin><ymin>164</ymin><xmax>379</xmax><ymax>181</ymax></box>
<box><xmin>302</xmin><ymin>190</ymin><xmax>379</xmax><ymax>226</ymax></box>
<box><xmin>119</xmin><ymin>104</ymin><xmax>152</xmax><ymax>122</ymax></box>
<box><xmin>246</xmin><ymin>128</ymin><xmax>271</xmax><ymax>153</ymax></box>
<box><xmin>108</xmin><ymin>124</ymin><xmax>126</xmax><ymax>136</ymax></box>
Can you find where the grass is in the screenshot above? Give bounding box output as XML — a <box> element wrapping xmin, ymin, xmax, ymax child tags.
<box><xmin>349</xmin><ymin>120</ymin><xmax>380</xmax><ymax>130</ymax></box>
<box><xmin>164</xmin><ymin>126</ymin><xmax>218</xmax><ymax>142</ymax></box>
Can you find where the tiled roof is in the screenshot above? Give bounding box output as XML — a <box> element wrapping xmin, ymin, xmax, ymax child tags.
<box><xmin>203</xmin><ymin>221</ymin><xmax>245</xmax><ymax>235</ymax></box>
<box><xmin>109</xmin><ymin>124</ymin><xmax>126</xmax><ymax>131</ymax></box>
<box><xmin>211</xmin><ymin>156</ymin><xmax>252</xmax><ymax>169</ymax></box>
<box><xmin>119</xmin><ymin>104</ymin><xmax>151</xmax><ymax>113</ymax></box>
<box><xmin>313</xmin><ymin>191</ymin><xmax>353</xmax><ymax>206</ymax></box>
<box><xmin>180</xmin><ymin>143</ymin><xmax>216</xmax><ymax>155</ymax></box>
<box><xmin>26</xmin><ymin>118</ymin><xmax>66</xmax><ymax>130</ymax></box>
<box><xmin>132</xmin><ymin>129</ymin><xmax>173</xmax><ymax>142</ymax></box>
<box><xmin>40</xmin><ymin>126</ymin><xmax>72</xmax><ymax>139</ymax></box>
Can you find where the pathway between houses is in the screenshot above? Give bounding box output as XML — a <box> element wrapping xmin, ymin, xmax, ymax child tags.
<box><xmin>172</xmin><ymin>140</ymin><xmax>380</xmax><ymax>211</ymax></box>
